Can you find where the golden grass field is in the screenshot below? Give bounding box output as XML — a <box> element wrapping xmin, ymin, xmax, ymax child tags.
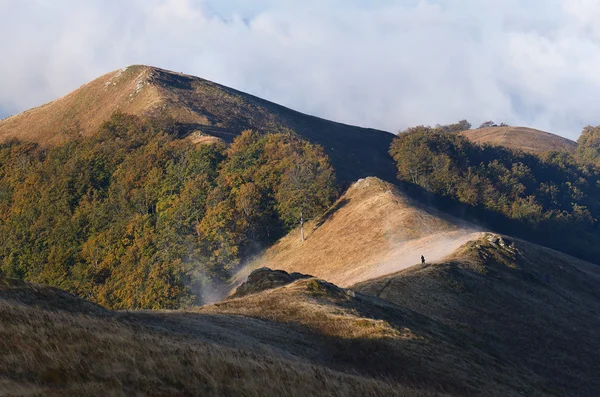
<box><xmin>1</xmin><ymin>268</ymin><xmax>550</xmax><ymax>396</ymax></box>
<box><xmin>0</xmin><ymin>277</ymin><xmax>439</xmax><ymax>397</ymax></box>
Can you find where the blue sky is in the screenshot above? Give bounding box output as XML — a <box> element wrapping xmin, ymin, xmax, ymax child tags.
<box><xmin>1</xmin><ymin>0</ymin><xmax>600</xmax><ymax>139</ymax></box>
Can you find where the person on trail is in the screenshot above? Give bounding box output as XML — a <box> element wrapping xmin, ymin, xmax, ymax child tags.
<box><xmin>421</xmin><ymin>255</ymin><xmax>425</xmax><ymax>265</ymax></box>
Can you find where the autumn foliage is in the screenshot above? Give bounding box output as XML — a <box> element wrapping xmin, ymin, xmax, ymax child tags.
<box><xmin>390</xmin><ymin>125</ymin><xmax>600</xmax><ymax>263</ymax></box>
<box><xmin>0</xmin><ymin>114</ymin><xmax>337</xmax><ymax>309</ymax></box>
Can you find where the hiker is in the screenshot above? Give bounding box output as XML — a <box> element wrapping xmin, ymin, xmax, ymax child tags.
<box><xmin>421</xmin><ymin>255</ymin><xmax>425</xmax><ymax>265</ymax></box>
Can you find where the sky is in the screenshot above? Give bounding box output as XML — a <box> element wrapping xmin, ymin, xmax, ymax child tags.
<box><xmin>1</xmin><ymin>0</ymin><xmax>600</xmax><ymax>140</ymax></box>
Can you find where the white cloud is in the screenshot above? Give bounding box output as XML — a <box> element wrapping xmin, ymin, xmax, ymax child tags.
<box><xmin>1</xmin><ymin>0</ymin><xmax>600</xmax><ymax>139</ymax></box>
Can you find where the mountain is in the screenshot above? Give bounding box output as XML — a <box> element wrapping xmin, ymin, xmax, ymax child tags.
<box><xmin>460</xmin><ymin>126</ymin><xmax>577</xmax><ymax>154</ymax></box>
<box><xmin>239</xmin><ymin>176</ymin><xmax>600</xmax><ymax>395</ymax></box>
<box><xmin>246</xmin><ymin>177</ymin><xmax>482</xmax><ymax>287</ymax></box>
<box><xmin>0</xmin><ymin>65</ymin><xmax>397</xmax><ymax>184</ymax></box>
<box><xmin>237</xmin><ymin>177</ymin><xmax>600</xmax><ymax>395</ymax></box>
<box><xmin>1</xmin><ymin>65</ymin><xmax>598</xmax><ymax>396</ymax></box>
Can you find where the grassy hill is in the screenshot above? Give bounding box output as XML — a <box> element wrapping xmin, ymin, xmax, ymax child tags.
<box><xmin>0</xmin><ymin>275</ymin><xmax>424</xmax><ymax>396</ymax></box>
<box><xmin>460</xmin><ymin>126</ymin><xmax>577</xmax><ymax>154</ymax></box>
<box><xmin>354</xmin><ymin>233</ymin><xmax>600</xmax><ymax>396</ymax></box>
<box><xmin>1</xmin><ymin>268</ymin><xmax>554</xmax><ymax>396</ymax></box>
<box><xmin>0</xmin><ymin>65</ymin><xmax>397</xmax><ymax>184</ymax></box>
<box><xmin>246</xmin><ymin>177</ymin><xmax>482</xmax><ymax>287</ymax></box>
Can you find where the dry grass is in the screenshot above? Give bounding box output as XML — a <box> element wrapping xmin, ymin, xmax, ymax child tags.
<box><xmin>0</xmin><ymin>280</ymin><xmax>440</xmax><ymax>397</ymax></box>
<box><xmin>355</xmin><ymin>233</ymin><xmax>600</xmax><ymax>396</ymax></box>
<box><xmin>460</xmin><ymin>126</ymin><xmax>577</xmax><ymax>154</ymax></box>
<box><xmin>244</xmin><ymin>177</ymin><xmax>481</xmax><ymax>287</ymax></box>
<box><xmin>202</xmin><ymin>277</ymin><xmax>550</xmax><ymax>396</ymax></box>
<box><xmin>2</xmin><ymin>231</ymin><xmax>587</xmax><ymax>396</ymax></box>
<box><xmin>0</xmin><ymin>66</ymin><xmax>162</xmax><ymax>146</ymax></box>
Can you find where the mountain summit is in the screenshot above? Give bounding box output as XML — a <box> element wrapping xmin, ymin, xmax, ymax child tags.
<box><xmin>0</xmin><ymin>65</ymin><xmax>397</xmax><ymax>184</ymax></box>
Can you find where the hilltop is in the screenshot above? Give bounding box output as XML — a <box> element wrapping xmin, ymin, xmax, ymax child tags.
<box><xmin>0</xmin><ymin>65</ymin><xmax>397</xmax><ymax>184</ymax></box>
<box><xmin>355</xmin><ymin>233</ymin><xmax>600</xmax><ymax>396</ymax></box>
<box><xmin>460</xmin><ymin>126</ymin><xmax>577</xmax><ymax>154</ymax></box>
<box><xmin>247</xmin><ymin>177</ymin><xmax>482</xmax><ymax>287</ymax></box>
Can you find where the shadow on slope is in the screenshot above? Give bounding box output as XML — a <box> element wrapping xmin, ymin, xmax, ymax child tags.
<box><xmin>0</xmin><ymin>274</ymin><xmax>437</xmax><ymax>397</ymax></box>
<box><xmin>202</xmin><ymin>271</ymin><xmax>551</xmax><ymax>396</ymax></box>
<box><xmin>1</xmin><ymin>266</ymin><xmax>552</xmax><ymax>397</ymax></box>
<box><xmin>354</xmin><ymin>233</ymin><xmax>600</xmax><ymax>396</ymax></box>
<box><xmin>391</xmin><ymin>178</ymin><xmax>600</xmax><ymax>266</ymax></box>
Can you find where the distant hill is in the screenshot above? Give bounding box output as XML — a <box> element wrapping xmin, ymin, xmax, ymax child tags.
<box><xmin>246</xmin><ymin>177</ymin><xmax>481</xmax><ymax>287</ymax></box>
<box><xmin>460</xmin><ymin>126</ymin><xmax>577</xmax><ymax>154</ymax></box>
<box><xmin>0</xmin><ymin>65</ymin><xmax>397</xmax><ymax>184</ymax></box>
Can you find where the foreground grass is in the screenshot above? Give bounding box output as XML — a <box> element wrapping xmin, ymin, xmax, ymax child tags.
<box><xmin>201</xmin><ymin>278</ymin><xmax>547</xmax><ymax>396</ymax></box>
<box><xmin>0</xmin><ymin>279</ymin><xmax>437</xmax><ymax>397</ymax></box>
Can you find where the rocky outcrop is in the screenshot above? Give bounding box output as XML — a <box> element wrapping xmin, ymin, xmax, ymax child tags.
<box><xmin>229</xmin><ymin>268</ymin><xmax>312</xmax><ymax>299</ymax></box>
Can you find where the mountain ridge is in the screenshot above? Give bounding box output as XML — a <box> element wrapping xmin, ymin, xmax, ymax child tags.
<box><xmin>0</xmin><ymin>65</ymin><xmax>398</xmax><ymax>184</ymax></box>
<box><xmin>243</xmin><ymin>177</ymin><xmax>482</xmax><ymax>288</ymax></box>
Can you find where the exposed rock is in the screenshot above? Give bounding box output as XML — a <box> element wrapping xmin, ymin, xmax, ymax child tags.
<box><xmin>229</xmin><ymin>268</ymin><xmax>312</xmax><ymax>299</ymax></box>
<box><xmin>485</xmin><ymin>233</ymin><xmax>515</xmax><ymax>252</ymax></box>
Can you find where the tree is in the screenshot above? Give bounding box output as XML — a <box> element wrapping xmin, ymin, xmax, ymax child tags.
<box><xmin>438</xmin><ymin>119</ymin><xmax>472</xmax><ymax>133</ymax></box>
<box><xmin>389</xmin><ymin>122</ymin><xmax>600</xmax><ymax>265</ymax></box>
<box><xmin>479</xmin><ymin>121</ymin><xmax>497</xmax><ymax>129</ymax></box>
<box><xmin>275</xmin><ymin>144</ymin><xmax>337</xmax><ymax>241</ymax></box>
<box><xmin>577</xmin><ymin>125</ymin><xmax>600</xmax><ymax>167</ymax></box>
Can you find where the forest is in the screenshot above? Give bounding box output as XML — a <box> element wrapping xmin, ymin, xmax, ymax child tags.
<box><xmin>390</xmin><ymin>124</ymin><xmax>600</xmax><ymax>264</ymax></box>
<box><xmin>0</xmin><ymin>114</ymin><xmax>337</xmax><ymax>309</ymax></box>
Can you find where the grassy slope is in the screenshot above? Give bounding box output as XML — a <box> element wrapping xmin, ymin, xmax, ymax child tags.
<box><xmin>0</xmin><ymin>66</ymin><xmax>162</xmax><ymax>146</ymax></box>
<box><xmin>0</xmin><ymin>65</ymin><xmax>396</xmax><ymax>184</ymax></box>
<box><xmin>0</xmin><ymin>272</ymin><xmax>550</xmax><ymax>397</ymax></box>
<box><xmin>0</xmin><ymin>276</ymin><xmax>439</xmax><ymax>397</ymax></box>
<box><xmin>1</xmin><ymin>225</ymin><xmax>597</xmax><ymax>395</ymax></box>
<box><xmin>247</xmin><ymin>177</ymin><xmax>482</xmax><ymax>287</ymax></box>
<box><xmin>460</xmin><ymin>126</ymin><xmax>577</xmax><ymax>154</ymax></box>
<box><xmin>354</xmin><ymin>233</ymin><xmax>600</xmax><ymax>396</ymax></box>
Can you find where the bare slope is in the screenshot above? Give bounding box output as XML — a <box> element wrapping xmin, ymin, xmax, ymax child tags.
<box><xmin>0</xmin><ymin>65</ymin><xmax>397</xmax><ymax>184</ymax></box>
<box><xmin>460</xmin><ymin>126</ymin><xmax>577</xmax><ymax>154</ymax></box>
<box><xmin>249</xmin><ymin>177</ymin><xmax>482</xmax><ymax>287</ymax></box>
<box><xmin>355</xmin><ymin>233</ymin><xmax>600</xmax><ymax>396</ymax></box>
